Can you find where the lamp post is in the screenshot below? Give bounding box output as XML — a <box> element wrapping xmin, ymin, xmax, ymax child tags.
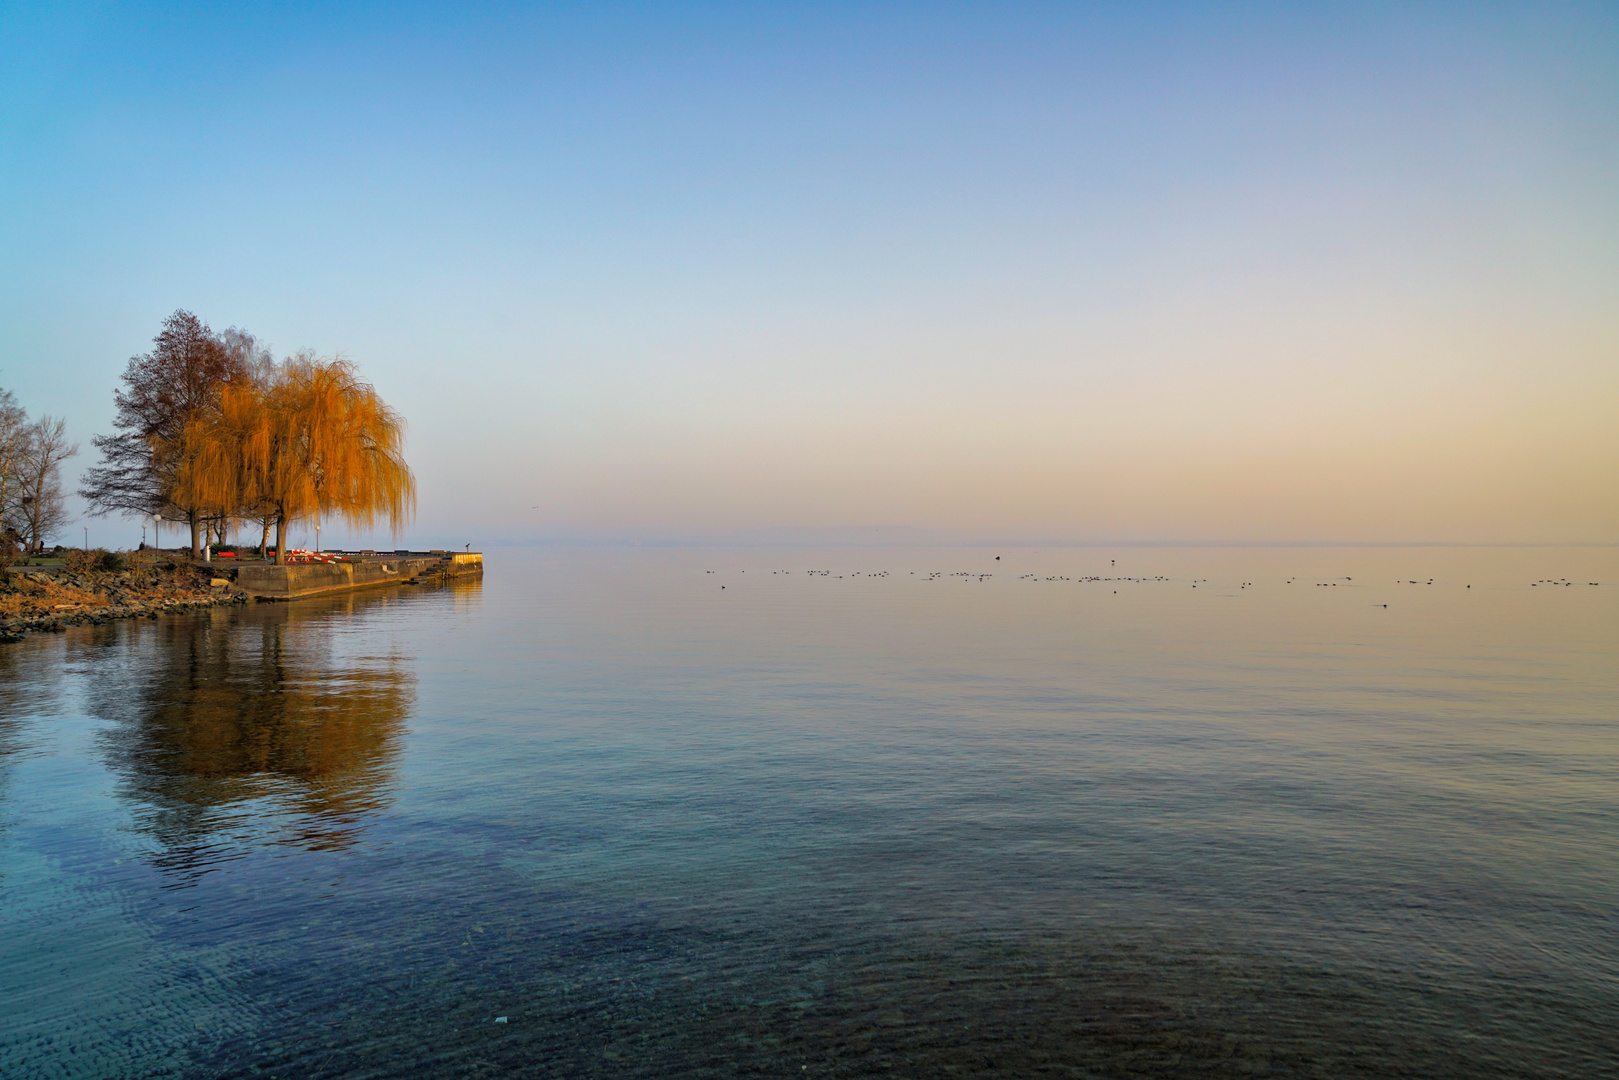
<box><xmin>315</xmin><ymin>520</ymin><xmax>321</xmax><ymax>554</ymax></box>
<box><xmin>83</xmin><ymin>526</ymin><xmax>88</xmax><ymax>551</ymax></box>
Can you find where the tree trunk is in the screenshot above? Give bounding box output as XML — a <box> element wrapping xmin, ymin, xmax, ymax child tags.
<box><xmin>274</xmin><ymin>515</ymin><xmax>286</xmax><ymax>566</ymax></box>
<box><xmin>259</xmin><ymin>518</ymin><xmax>271</xmax><ymax>560</ymax></box>
<box><xmin>188</xmin><ymin>512</ymin><xmax>201</xmax><ymax>559</ymax></box>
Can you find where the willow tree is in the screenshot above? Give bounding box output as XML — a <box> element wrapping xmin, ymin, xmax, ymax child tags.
<box><xmin>173</xmin><ymin>355</ymin><xmax>415</xmax><ymax>565</ymax></box>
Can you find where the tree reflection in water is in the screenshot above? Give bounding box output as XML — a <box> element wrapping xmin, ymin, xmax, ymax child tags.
<box><xmin>0</xmin><ymin>632</ymin><xmax>72</xmax><ymax>882</ymax></box>
<box><xmin>0</xmin><ymin>646</ymin><xmax>22</xmax><ymax>872</ymax></box>
<box><xmin>90</xmin><ymin>593</ymin><xmax>417</xmax><ymax>877</ymax></box>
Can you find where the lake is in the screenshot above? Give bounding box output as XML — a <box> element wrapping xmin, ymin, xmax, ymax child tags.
<box><xmin>2</xmin><ymin>545</ymin><xmax>1615</xmax><ymax>1078</ymax></box>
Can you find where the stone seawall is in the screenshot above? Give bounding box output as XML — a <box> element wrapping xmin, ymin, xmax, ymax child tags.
<box><xmin>234</xmin><ymin>552</ymin><xmax>483</xmax><ymax>600</ymax></box>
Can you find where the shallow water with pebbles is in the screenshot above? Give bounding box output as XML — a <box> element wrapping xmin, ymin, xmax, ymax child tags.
<box><xmin>2</xmin><ymin>545</ymin><xmax>1616</xmax><ymax>1078</ymax></box>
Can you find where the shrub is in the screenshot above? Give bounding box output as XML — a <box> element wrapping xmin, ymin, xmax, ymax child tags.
<box><xmin>64</xmin><ymin>548</ymin><xmax>127</xmax><ymax>573</ymax></box>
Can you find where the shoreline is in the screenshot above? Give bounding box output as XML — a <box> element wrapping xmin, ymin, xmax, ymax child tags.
<box><xmin>0</xmin><ymin>559</ymin><xmax>251</xmax><ymax>643</ymax></box>
<box><xmin>0</xmin><ymin>550</ymin><xmax>483</xmax><ymax>643</ymax></box>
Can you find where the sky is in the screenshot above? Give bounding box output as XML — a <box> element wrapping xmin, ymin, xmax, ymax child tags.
<box><xmin>2</xmin><ymin>1</ymin><xmax>1615</xmax><ymax>548</ymax></box>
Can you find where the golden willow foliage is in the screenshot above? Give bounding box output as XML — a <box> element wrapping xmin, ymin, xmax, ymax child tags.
<box><xmin>170</xmin><ymin>356</ymin><xmax>416</xmax><ymax>565</ymax></box>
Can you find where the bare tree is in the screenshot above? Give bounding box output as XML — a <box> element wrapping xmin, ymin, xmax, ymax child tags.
<box><xmin>0</xmin><ymin>387</ymin><xmax>28</xmax><ymax>567</ymax></box>
<box><xmin>79</xmin><ymin>311</ymin><xmax>247</xmax><ymax>557</ymax></box>
<box><xmin>220</xmin><ymin>326</ymin><xmax>276</xmax><ymax>386</ymax></box>
<box><xmin>13</xmin><ymin>416</ymin><xmax>78</xmax><ymax>550</ymax></box>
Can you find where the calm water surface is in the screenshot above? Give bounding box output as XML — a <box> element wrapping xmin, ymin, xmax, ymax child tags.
<box><xmin>2</xmin><ymin>546</ymin><xmax>1615</xmax><ymax>1078</ymax></box>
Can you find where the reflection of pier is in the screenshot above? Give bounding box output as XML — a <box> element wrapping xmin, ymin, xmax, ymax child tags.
<box><xmin>91</xmin><ymin>592</ymin><xmax>417</xmax><ymax>874</ymax></box>
<box><xmin>234</xmin><ymin>550</ymin><xmax>482</xmax><ymax>599</ymax></box>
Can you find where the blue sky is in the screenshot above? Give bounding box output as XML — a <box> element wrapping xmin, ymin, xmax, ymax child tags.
<box><xmin>3</xmin><ymin>2</ymin><xmax>1615</xmax><ymax>547</ymax></box>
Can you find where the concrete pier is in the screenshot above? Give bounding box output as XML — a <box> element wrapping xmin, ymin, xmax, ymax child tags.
<box><xmin>232</xmin><ymin>551</ymin><xmax>482</xmax><ymax>600</ymax></box>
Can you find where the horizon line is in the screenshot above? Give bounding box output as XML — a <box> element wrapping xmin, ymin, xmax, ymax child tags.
<box><xmin>491</xmin><ymin>537</ymin><xmax>1619</xmax><ymax>550</ymax></box>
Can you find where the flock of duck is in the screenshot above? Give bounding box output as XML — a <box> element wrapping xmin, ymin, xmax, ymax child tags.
<box><xmin>698</xmin><ymin>567</ymin><xmax>1601</xmax><ymax>592</ymax></box>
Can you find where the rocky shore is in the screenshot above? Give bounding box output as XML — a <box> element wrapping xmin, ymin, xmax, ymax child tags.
<box><xmin>0</xmin><ymin>561</ymin><xmax>250</xmax><ymax>644</ymax></box>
